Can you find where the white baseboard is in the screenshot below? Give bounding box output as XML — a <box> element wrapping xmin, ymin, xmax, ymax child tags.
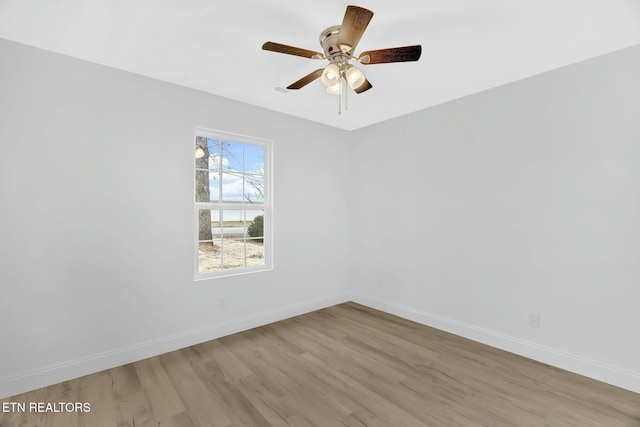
<box><xmin>0</xmin><ymin>292</ymin><xmax>351</xmax><ymax>400</ymax></box>
<box><xmin>350</xmin><ymin>292</ymin><xmax>640</xmax><ymax>394</ymax></box>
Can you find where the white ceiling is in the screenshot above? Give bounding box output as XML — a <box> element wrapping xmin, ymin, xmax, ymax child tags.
<box><xmin>1</xmin><ymin>0</ymin><xmax>639</xmax><ymax>130</ymax></box>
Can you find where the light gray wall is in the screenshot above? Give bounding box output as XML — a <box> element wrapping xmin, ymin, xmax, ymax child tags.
<box><xmin>0</xmin><ymin>38</ymin><xmax>351</xmax><ymax>398</ymax></box>
<box><xmin>349</xmin><ymin>44</ymin><xmax>640</xmax><ymax>392</ymax></box>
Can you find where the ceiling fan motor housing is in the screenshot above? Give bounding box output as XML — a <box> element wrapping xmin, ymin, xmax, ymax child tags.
<box><xmin>319</xmin><ymin>25</ymin><xmax>352</xmax><ymax>67</ymax></box>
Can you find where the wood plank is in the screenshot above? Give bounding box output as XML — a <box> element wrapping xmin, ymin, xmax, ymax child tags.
<box><xmin>133</xmin><ymin>357</ymin><xmax>185</xmax><ymax>420</ymax></box>
<box><xmin>159</xmin><ymin>349</ymin><xmax>232</xmax><ymax>427</ymax></box>
<box><xmin>77</xmin><ymin>370</ymin><xmax>117</xmax><ymax>427</ymax></box>
<box><xmin>112</xmin><ymin>391</ymin><xmax>154</xmax><ymax>427</ymax></box>
<box><xmin>109</xmin><ymin>363</ymin><xmax>141</xmax><ymax>400</ymax></box>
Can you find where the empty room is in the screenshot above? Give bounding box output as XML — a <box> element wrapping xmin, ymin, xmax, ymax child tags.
<box><xmin>1</xmin><ymin>1</ymin><xmax>639</xmax><ymax>426</ymax></box>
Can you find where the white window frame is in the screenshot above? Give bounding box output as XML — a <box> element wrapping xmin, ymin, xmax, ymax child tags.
<box><xmin>194</xmin><ymin>128</ymin><xmax>273</xmax><ymax>280</ymax></box>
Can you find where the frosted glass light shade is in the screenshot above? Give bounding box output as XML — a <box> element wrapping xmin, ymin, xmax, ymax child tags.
<box><xmin>345</xmin><ymin>66</ymin><xmax>365</xmax><ymax>89</ymax></box>
<box><xmin>195</xmin><ymin>146</ymin><xmax>206</xmax><ymax>159</ymax></box>
<box><xmin>326</xmin><ymin>80</ymin><xmax>342</xmax><ymax>95</ymax></box>
<box><xmin>321</xmin><ymin>63</ymin><xmax>340</xmax><ymax>87</ymax></box>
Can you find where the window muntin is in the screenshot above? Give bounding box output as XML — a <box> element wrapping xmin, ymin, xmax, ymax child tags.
<box><xmin>195</xmin><ymin>130</ymin><xmax>271</xmax><ymax>279</ymax></box>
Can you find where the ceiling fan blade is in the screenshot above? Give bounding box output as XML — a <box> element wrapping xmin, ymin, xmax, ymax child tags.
<box><xmin>337</xmin><ymin>5</ymin><xmax>374</xmax><ymax>54</ymax></box>
<box><xmin>287</xmin><ymin>69</ymin><xmax>324</xmax><ymax>90</ymax></box>
<box><xmin>353</xmin><ymin>78</ymin><xmax>373</xmax><ymax>94</ymax></box>
<box><xmin>262</xmin><ymin>41</ymin><xmax>325</xmax><ymax>59</ymax></box>
<box><xmin>359</xmin><ymin>45</ymin><xmax>422</xmax><ymax>64</ymax></box>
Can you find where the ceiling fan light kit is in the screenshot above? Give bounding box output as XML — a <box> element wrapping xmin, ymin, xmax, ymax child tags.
<box><xmin>320</xmin><ymin>63</ymin><xmax>341</xmax><ymax>87</ymax></box>
<box><xmin>262</xmin><ymin>5</ymin><xmax>422</xmax><ymax>113</ymax></box>
<box><xmin>345</xmin><ymin>65</ymin><xmax>366</xmax><ymax>90</ymax></box>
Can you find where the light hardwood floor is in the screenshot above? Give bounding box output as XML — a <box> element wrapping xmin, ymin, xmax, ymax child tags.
<box><xmin>1</xmin><ymin>302</ymin><xmax>639</xmax><ymax>426</ymax></box>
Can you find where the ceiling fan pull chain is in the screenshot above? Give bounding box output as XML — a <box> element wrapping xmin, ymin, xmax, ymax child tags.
<box><xmin>338</xmin><ymin>79</ymin><xmax>342</xmax><ymax>115</ymax></box>
<box><xmin>345</xmin><ymin>79</ymin><xmax>348</xmax><ymax>111</ymax></box>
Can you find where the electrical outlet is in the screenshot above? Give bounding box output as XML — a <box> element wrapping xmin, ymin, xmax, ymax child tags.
<box><xmin>528</xmin><ymin>312</ymin><xmax>540</xmax><ymax>327</ymax></box>
<box><xmin>218</xmin><ymin>297</ymin><xmax>226</xmax><ymax>310</ymax></box>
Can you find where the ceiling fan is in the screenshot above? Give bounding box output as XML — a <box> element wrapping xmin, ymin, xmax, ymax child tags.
<box><xmin>262</xmin><ymin>5</ymin><xmax>421</xmax><ymax>97</ymax></box>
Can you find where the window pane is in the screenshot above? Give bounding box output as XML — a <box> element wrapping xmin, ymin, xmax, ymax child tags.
<box><xmin>246</xmin><ymin>239</ymin><xmax>265</xmax><ymax>268</ymax></box>
<box><xmin>195</xmin><ymin>169</ymin><xmax>221</xmax><ymax>203</ymax></box>
<box><xmin>199</xmin><ymin>241</ymin><xmax>222</xmax><ymax>273</ymax></box>
<box><xmin>244</xmin><ymin>144</ymin><xmax>264</xmax><ymax>174</ymax></box>
<box><xmin>244</xmin><ymin>173</ymin><xmax>264</xmax><ymax>203</ymax></box>
<box><xmin>222</xmin><ymin>141</ymin><xmax>243</xmax><ymax>172</ymax></box>
<box><xmin>222</xmin><ymin>239</ymin><xmax>246</xmax><ymax>270</ymax></box>
<box><xmin>195</xmin><ymin>169</ymin><xmax>209</xmax><ymax>202</ymax></box>
<box><xmin>208</xmin><ymin>139</ymin><xmax>222</xmax><ymax>170</ymax></box>
<box><xmin>195</xmin><ymin>136</ymin><xmax>209</xmax><ymax>170</ymax></box>
<box><xmin>199</xmin><ymin>209</ymin><xmax>223</xmax><ymax>240</ymax></box>
<box><xmin>208</xmin><ymin>170</ymin><xmax>221</xmax><ymax>202</ymax></box>
<box><xmin>195</xmin><ymin>138</ymin><xmax>221</xmax><ymax>203</ymax></box>
<box><xmin>198</xmin><ymin>209</ymin><xmax>210</xmax><ymax>241</ymax></box>
<box><xmin>209</xmin><ymin>210</ymin><xmax>222</xmax><ymax>239</ymax></box>
<box><xmin>222</xmin><ymin>171</ymin><xmax>244</xmax><ymax>202</ymax></box>
<box><xmin>246</xmin><ymin>210</ymin><xmax>264</xmax><ymax>240</ymax></box>
<box><xmin>221</xmin><ymin>210</ymin><xmax>246</xmax><ymax>238</ymax></box>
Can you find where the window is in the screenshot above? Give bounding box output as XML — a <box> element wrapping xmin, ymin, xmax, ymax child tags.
<box><xmin>194</xmin><ymin>128</ymin><xmax>272</xmax><ymax>279</ymax></box>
